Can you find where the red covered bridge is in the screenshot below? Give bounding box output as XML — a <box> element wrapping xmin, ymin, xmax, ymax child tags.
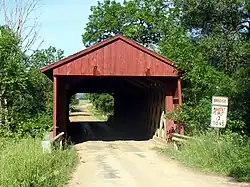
<box><xmin>41</xmin><ymin>34</ymin><xmax>183</xmax><ymax>141</ymax></box>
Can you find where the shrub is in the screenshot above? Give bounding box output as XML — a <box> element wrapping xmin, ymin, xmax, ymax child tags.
<box><xmin>0</xmin><ymin>113</ymin><xmax>52</xmax><ymax>138</ymax></box>
<box><xmin>85</xmin><ymin>93</ymin><xmax>114</xmax><ymax>116</ymax></box>
<box><xmin>0</xmin><ymin>138</ymin><xmax>77</xmax><ymax>187</ymax></box>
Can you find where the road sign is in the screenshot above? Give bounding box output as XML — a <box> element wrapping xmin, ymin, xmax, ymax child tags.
<box><xmin>212</xmin><ymin>96</ymin><xmax>228</xmax><ymax>106</ymax></box>
<box><xmin>210</xmin><ymin>96</ymin><xmax>228</xmax><ymax>128</ymax></box>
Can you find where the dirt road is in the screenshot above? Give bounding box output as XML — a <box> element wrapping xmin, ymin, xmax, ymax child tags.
<box><xmin>68</xmin><ymin>102</ymin><xmax>249</xmax><ymax>187</ymax></box>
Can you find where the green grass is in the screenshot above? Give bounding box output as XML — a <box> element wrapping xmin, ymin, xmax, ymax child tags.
<box><xmin>156</xmin><ymin>132</ymin><xmax>250</xmax><ymax>182</ymax></box>
<box><xmin>0</xmin><ymin>138</ymin><xmax>78</xmax><ymax>187</ymax></box>
<box><xmin>85</xmin><ymin>102</ymin><xmax>108</xmax><ymax>121</ymax></box>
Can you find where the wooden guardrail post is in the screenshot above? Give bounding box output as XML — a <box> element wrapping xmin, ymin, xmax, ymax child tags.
<box><xmin>171</xmin><ymin>133</ymin><xmax>194</xmax><ymax>150</ymax></box>
<box><xmin>52</xmin><ymin>132</ymin><xmax>65</xmax><ymax>150</ymax></box>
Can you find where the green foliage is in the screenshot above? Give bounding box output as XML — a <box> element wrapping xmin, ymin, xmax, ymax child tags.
<box><xmin>27</xmin><ymin>46</ymin><xmax>64</xmax><ymax>69</ymax></box>
<box><xmin>175</xmin><ymin>0</ymin><xmax>249</xmax><ymax>38</ymax></box>
<box><xmin>169</xmin><ymin>0</ymin><xmax>250</xmax><ymax>133</ymax></box>
<box><xmin>0</xmin><ymin>138</ymin><xmax>77</xmax><ymax>187</ymax></box>
<box><xmin>159</xmin><ymin>1</ymin><xmax>249</xmax><ymax>134</ymax></box>
<box><xmin>0</xmin><ymin>26</ymin><xmax>27</xmax><ymax>124</ymax></box>
<box><xmin>70</xmin><ymin>94</ymin><xmax>79</xmax><ymax>105</ymax></box>
<box><xmin>83</xmin><ymin>0</ymin><xmax>250</xmax><ymax>135</ymax></box>
<box><xmin>82</xmin><ymin>0</ymin><xmax>168</xmax><ymax>48</ymax></box>
<box><xmin>0</xmin><ymin>26</ymin><xmax>64</xmax><ymax>138</ymax></box>
<box><xmin>86</xmin><ymin>93</ymin><xmax>114</xmax><ymax>116</ymax></box>
<box><xmin>157</xmin><ymin>132</ymin><xmax>250</xmax><ymax>181</ymax></box>
<box><xmin>0</xmin><ymin>114</ymin><xmax>53</xmax><ymax>138</ymax></box>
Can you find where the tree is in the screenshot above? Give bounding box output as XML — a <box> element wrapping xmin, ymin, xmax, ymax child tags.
<box><xmin>27</xmin><ymin>46</ymin><xmax>64</xmax><ymax>69</ymax></box>
<box><xmin>0</xmin><ymin>26</ymin><xmax>64</xmax><ymax>137</ymax></box>
<box><xmin>0</xmin><ymin>26</ymin><xmax>26</xmax><ymax>125</ymax></box>
<box><xmin>25</xmin><ymin>46</ymin><xmax>64</xmax><ymax>116</ymax></box>
<box><xmin>83</xmin><ymin>0</ymin><xmax>250</xmax><ymax>134</ymax></box>
<box><xmin>82</xmin><ymin>0</ymin><xmax>170</xmax><ymax>48</ymax></box>
<box><xmin>169</xmin><ymin>0</ymin><xmax>250</xmax><ymax>133</ymax></box>
<box><xmin>0</xmin><ymin>0</ymin><xmax>42</xmax><ymax>51</ymax></box>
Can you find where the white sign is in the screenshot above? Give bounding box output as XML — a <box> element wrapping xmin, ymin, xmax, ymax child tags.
<box><xmin>212</xmin><ymin>96</ymin><xmax>228</xmax><ymax>106</ymax></box>
<box><xmin>210</xmin><ymin>96</ymin><xmax>228</xmax><ymax>128</ymax></box>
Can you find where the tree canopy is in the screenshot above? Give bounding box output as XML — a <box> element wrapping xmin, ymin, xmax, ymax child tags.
<box><xmin>83</xmin><ymin>0</ymin><xmax>250</xmax><ymax>135</ymax></box>
<box><xmin>0</xmin><ymin>26</ymin><xmax>64</xmax><ymax>137</ymax></box>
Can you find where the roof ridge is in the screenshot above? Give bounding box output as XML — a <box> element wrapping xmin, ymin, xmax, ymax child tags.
<box><xmin>41</xmin><ymin>34</ymin><xmax>176</xmax><ymax>74</ymax></box>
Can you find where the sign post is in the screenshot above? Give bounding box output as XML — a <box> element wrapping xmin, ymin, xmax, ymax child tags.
<box><xmin>210</xmin><ymin>96</ymin><xmax>228</xmax><ymax>136</ymax></box>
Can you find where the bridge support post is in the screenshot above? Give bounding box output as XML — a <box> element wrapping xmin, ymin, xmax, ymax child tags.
<box><xmin>53</xmin><ymin>76</ymin><xmax>67</xmax><ymax>138</ymax></box>
<box><xmin>53</xmin><ymin>76</ymin><xmax>57</xmax><ymax>137</ymax></box>
<box><xmin>173</xmin><ymin>79</ymin><xmax>184</xmax><ymax>135</ymax></box>
<box><xmin>165</xmin><ymin>95</ymin><xmax>174</xmax><ymax>141</ymax></box>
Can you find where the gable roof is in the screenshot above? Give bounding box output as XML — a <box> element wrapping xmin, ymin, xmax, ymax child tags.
<box><xmin>41</xmin><ymin>34</ymin><xmax>176</xmax><ymax>76</ymax></box>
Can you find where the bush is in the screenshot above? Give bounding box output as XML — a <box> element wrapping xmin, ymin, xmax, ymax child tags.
<box><xmin>86</xmin><ymin>93</ymin><xmax>114</xmax><ymax>116</ymax></box>
<box><xmin>0</xmin><ymin>113</ymin><xmax>52</xmax><ymax>138</ymax></box>
<box><xmin>158</xmin><ymin>132</ymin><xmax>250</xmax><ymax>181</ymax></box>
<box><xmin>0</xmin><ymin>138</ymin><xmax>77</xmax><ymax>187</ymax></box>
<box><xmin>165</xmin><ymin>99</ymin><xmax>246</xmax><ymax>135</ymax></box>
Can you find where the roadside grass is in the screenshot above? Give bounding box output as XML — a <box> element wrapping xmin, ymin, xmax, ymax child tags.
<box><xmin>0</xmin><ymin>138</ymin><xmax>78</xmax><ymax>187</ymax></box>
<box><xmin>83</xmin><ymin>100</ymin><xmax>108</xmax><ymax>121</ymax></box>
<box><xmin>78</xmin><ymin>99</ymin><xmax>113</xmax><ymax>121</ymax></box>
<box><xmin>155</xmin><ymin>132</ymin><xmax>250</xmax><ymax>182</ymax></box>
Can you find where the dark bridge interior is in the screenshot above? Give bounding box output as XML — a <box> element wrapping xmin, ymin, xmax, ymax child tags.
<box><xmin>66</xmin><ymin>76</ymin><xmax>176</xmax><ymax>143</ymax></box>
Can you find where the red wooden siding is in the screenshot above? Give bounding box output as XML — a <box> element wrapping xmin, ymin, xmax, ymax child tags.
<box><xmin>53</xmin><ymin>40</ymin><xmax>177</xmax><ymax>76</ymax></box>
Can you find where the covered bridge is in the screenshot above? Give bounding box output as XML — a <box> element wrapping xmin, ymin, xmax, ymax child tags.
<box><xmin>41</xmin><ymin>34</ymin><xmax>183</xmax><ymax>141</ymax></box>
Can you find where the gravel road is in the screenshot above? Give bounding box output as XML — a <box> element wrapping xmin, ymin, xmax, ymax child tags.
<box><xmin>68</xmin><ymin>140</ymin><xmax>249</xmax><ymax>187</ymax></box>
<box><xmin>68</xmin><ymin>102</ymin><xmax>249</xmax><ymax>187</ymax></box>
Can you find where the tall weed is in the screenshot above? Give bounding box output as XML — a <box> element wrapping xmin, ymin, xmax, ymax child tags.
<box><xmin>158</xmin><ymin>132</ymin><xmax>250</xmax><ymax>181</ymax></box>
<box><xmin>0</xmin><ymin>138</ymin><xmax>77</xmax><ymax>187</ymax></box>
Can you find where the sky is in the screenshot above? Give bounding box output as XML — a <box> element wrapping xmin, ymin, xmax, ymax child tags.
<box><xmin>1</xmin><ymin>0</ymin><xmax>125</xmax><ymax>56</ymax></box>
<box><xmin>36</xmin><ymin>0</ymin><xmax>99</xmax><ymax>56</ymax></box>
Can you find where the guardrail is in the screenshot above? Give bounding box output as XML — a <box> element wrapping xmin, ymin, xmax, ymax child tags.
<box><xmin>52</xmin><ymin>132</ymin><xmax>65</xmax><ymax>149</ymax></box>
<box><xmin>171</xmin><ymin>133</ymin><xmax>194</xmax><ymax>150</ymax></box>
<box><xmin>41</xmin><ymin>132</ymin><xmax>65</xmax><ymax>153</ymax></box>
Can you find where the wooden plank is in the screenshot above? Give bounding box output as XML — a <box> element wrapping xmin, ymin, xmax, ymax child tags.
<box><xmin>145</xmin><ymin>92</ymin><xmax>150</xmax><ymax>135</ymax></box>
<box><xmin>154</xmin><ymin>92</ymin><xmax>162</xmax><ymax>134</ymax></box>
<box><xmin>103</xmin><ymin>44</ymin><xmax>112</xmax><ymax>75</ymax></box>
<box><xmin>81</xmin><ymin>55</ymin><xmax>89</xmax><ymax>75</ymax></box>
<box><xmin>153</xmin><ymin>135</ymin><xmax>168</xmax><ymax>146</ymax></box>
<box><xmin>133</xmin><ymin>45</ymin><xmax>139</xmax><ymax>75</ymax></box>
<box><xmin>165</xmin><ymin>95</ymin><xmax>174</xmax><ymax>139</ymax></box>
<box><xmin>52</xmin><ymin>132</ymin><xmax>65</xmax><ymax>149</ymax></box>
<box><xmin>53</xmin><ymin>68</ymin><xmax>59</xmax><ymax>75</ymax></box>
<box><xmin>147</xmin><ymin>93</ymin><xmax>153</xmax><ymax>135</ymax></box>
<box><xmin>143</xmin><ymin>92</ymin><xmax>148</xmax><ymax>134</ymax></box>
<box><xmin>111</xmin><ymin>41</ymin><xmax>117</xmax><ymax>75</ymax></box>
<box><xmin>73</xmin><ymin>58</ymin><xmax>82</xmax><ymax>75</ymax></box>
<box><xmin>66</xmin><ymin>60</ymin><xmax>71</xmax><ymax>75</ymax></box>
<box><xmin>154</xmin><ymin>58</ymin><xmax>161</xmax><ymax>76</ymax></box>
<box><xmin>145</xmin><ymin>52</ymin><xmax>152</xmax><ymax>76</ymax></box>
<box><xmin>151</xmin><ymin>92</ymin><xmax>157</xmax><ymax>135</ymax></box>
<box><xmin>61</xmin><ymin>87</ymin><xmax>67</xmax><ymax>133</ymax></box>
<box><xmin>125</xmin><ymin>42</ymin><xmax>134</xmax><ymax>75</ymax></box>
<box><xmin>136</xmin><ymin>50</ymin><xmax>144</xmax><ymax>76</ymax></box>
<box><xmin>53</xmin><ymin>76</ymin><xmax>57</xmax><ymax>137</ymax></box>
<box><xmin>97</xmin><ymin>47</ymin><xmax>104</xmax><ymax>75</ymax></box>
<box><xmin>118</xmin><ymin>40</ymin><xmax>126</xmax><ymax>75</ymax></box>
<box><xmin>172</xmin><ymin>133</ymin><xmax>193</xmax><ymax>140</ymax></box>
<box><xmin>53</xmin><ymin>132</ymin><xmax>65</xmax><ymax>142</ymax></box>
<box><xmin>172</xmin><ymin>137</ymin><xmax>187</xmax><ymax>142</ymax></box>
<box><xmin>88</xmin><ymin>50</ymin><xmax>97</xmax><ymax>75</ymax></box>
<box><xmin>177</xmin><ymin>79</ymin><xmax>182</xmax><ymax>104</ymax></box>
<box><xmin>153</xmin><ymin>92</ymin><xmax>159</xmax><ymax>132</ymax></box>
